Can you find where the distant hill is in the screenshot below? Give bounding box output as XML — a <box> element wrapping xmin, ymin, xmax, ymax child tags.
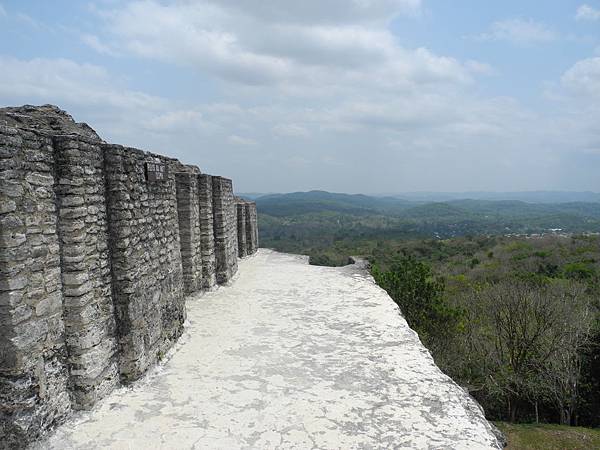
<box><xmin>255</xmin><ymin>190</ymin><xmax>415</xmax><ymax>216</ymax></box>
<box><xmin>257</xmin><ymin>191</ymin><xmax>600</xmax><ymax>254</ymax></box>
<box><xmin>256</xmin><ymin>191</ymin><xmax>600</xmax><ymax>221</ymax></box>
<box><xmin>447</xmin><ymin>199</ymin><xmax>600</xmax><ymax>219</ymax></box>
<box><xmin>237</xmin><ymin>192</ymin><xmax>271</xmax><ymax>200</ymax></box>
<box><xmin>402</xmin><ymin>202</ymin><xmax>471</xmax><ymax>220</ymax></box>
<box><xmin>246</xmin><ymin>190</ymin><xmax>600</xmax><ymax>204</ymax></box>
<box><xmin>392</xmin><ymin>191</ymin><xmax>600</xmax><ymax>204</ymax></box>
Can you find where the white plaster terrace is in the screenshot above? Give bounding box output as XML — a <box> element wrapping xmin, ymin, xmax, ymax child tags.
<box><xmin>34</xmin><ymin>249</ymin><xmax>502</xmax><ymax>450</ymax></box>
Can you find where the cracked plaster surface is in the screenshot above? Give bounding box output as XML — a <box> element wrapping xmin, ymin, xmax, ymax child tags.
<box><xmin>34</xmin><ymin>250</ymin><xmax>502</xmax><ymax>449</ymax></box>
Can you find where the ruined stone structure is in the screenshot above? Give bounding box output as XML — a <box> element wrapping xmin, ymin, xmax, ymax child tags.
<box><xmin>245</xmin><ymin>201</ymin><xmax>259</xmax><ymax>254</ymax></box>
<box><xmin>235</xmin><ymin>198</ymin><xmax>259</xmax><ymax>258</ymax></box>
<box><xmin>211</xmin><ymin>176</ymin><xmax>238</xmax><ymax>284</ymax></box>
<box><xmin>0</xmin><ymin>105</ymin><xmax>258</xmax><ymax>449</ymax></box>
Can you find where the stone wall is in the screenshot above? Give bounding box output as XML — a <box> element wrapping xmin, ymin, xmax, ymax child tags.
<box><xmin>212</xmin><ymin>176</ymin><xmax>238</xmax><ymax>284</ymax></box>
<box><xmin>0</xmin><ymin>105</ymin><xmax>259</xmax><ymax>449</ymax></box>
<box><xmin>103</xmin><ymin>145</ymin><xmax>186</xmax><ymax>382</ymax></box>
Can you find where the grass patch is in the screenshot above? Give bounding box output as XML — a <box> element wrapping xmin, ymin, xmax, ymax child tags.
<box><xmin>495</xmin><ymin>422</ymin><xmax>600</xmax><ymax>450</ymax></box>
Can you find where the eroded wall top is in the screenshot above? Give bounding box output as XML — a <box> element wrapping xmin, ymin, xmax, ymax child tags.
<box><xmin>0</xmin><ymin>105</ymin><xmax>102</xmax><ymax>141</ymax></box>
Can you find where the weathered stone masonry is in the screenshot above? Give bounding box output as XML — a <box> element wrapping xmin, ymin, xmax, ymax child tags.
<box><xmin>198</xmin><ymin>174</ymin><xmax>217</xmax><ymax>290</ymax></box>
<box><xmin>236</xmin><ymin>199</ymin><xmax>247</xmax><ymax>258</ymax></box>
<box><xmin>212</xmin><ymin>176</ymin><xmax>238</xmax><ymax>284</ymax></box>
<box><xmin>234</xmin><ymin>198</ymin><xmax>259</xmax><ymax>259</ymax></box>
<box><xmin>245</xmin><ymin>201</ymin><xmax>259</xmax><ymax>255</ymax></box>
<box><xmin>103</xmin><ymin>145</ymin><xmax>187</xmax><ymax>383</ymax></box>
<box><xmin>54</xmin><ymin>136</ymin><xmax>119</xmax><ymax>410</ymax></box>
<box><xmin>0</xmin><ymin>105</ymin><xmax>258</xmax><ymax>449</ymax></box>
<box><xmin>175</xmin><ymin>172</ymin><xmax>202</xmax><ymax>295</ymax></box>
<box><xmin>0</xmin><ymin>125</ymin><xmax>71</xmax><ymax>449</ymax></box>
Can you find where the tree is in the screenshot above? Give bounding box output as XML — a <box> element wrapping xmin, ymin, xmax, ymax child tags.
<box><xmin>372</xmin><ymin>256</ymin><xmax>464</xmax><ymax>354</ymax></box>
<box><xmin>481</xmin><ymin>281</ymin><xmax>561</xmax><ymax>422</ymax></box>
<box><xmin>537</xmin><ymin>281</ymin><xmax>594</xmax><ymax>425</ymax></box>
<box><xmin>478</xmin><ymin>280</ymin><xmax>594</xmax><ymax>423</ymax></box>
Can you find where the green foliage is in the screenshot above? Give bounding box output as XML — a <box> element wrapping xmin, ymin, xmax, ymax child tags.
<box><xmin>372</xmin><ymin>256</ymin><xmax>464</xmax><ymax>349</ymax></box>
<box><xmin>563</xmin><ymin>262</ymin><xmax>596</xmax><ymax>280</ymax></box>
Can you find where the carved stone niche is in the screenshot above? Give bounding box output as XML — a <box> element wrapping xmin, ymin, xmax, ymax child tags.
<box><xmin>145</xmin><ymin>161</ymin><xmax>167</xmax><ymax>182</ymax></box>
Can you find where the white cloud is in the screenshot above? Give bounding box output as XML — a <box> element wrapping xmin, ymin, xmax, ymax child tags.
<box><xmin>81</xmin><ymin>34</ymin><xmax>119</xmax><ymax>56</ymax></box>
<box><xmin>0</xmin><ymin>4</ymin><xmax>6</xmax><ymax>17</ymax></box>
<box><xmin>228</xmin><ymin>135</ymin><xmax>258</xmax><ymax>146</ymax></box>
<box><xmin>94</xmin><ymin>0</ymin><xmax>470</xmax><ymax>90</ymax></box>
<box><xmin>146</xmin><ymin>110</ymin><xmax>213</xmax><ymax>132</ymax></box>
<box><xmin>273</xmin><ymin>124</ymin><xmax>309</xmax><ymax>138</ymax></box>
<box><xmin>0</xmin><ymin>55</ymin><xmax>225</xmax><ymax>153</ymax></box>
<box><xmin>212</xmin><ymin>0</ymin><xmax>421</xmax><ymax>25</ymax></box>
<box><xmin>465</xmin><ymin>60</ymin><xmax>496</xmax><ymax>75</ymax></box>
<box><xmin>15</xmin><ymin>12</ymin><xmax>47</xmax><ymax>30</ymax></box>
<box><xmin>576</xmin><ymin>4</ymin><xmax>600</xmax><ymax>21</ymax></box>
<box><xmin>74</xmin><ymin>0</ymin><xmax>593</xmax><ymax>192</ymax></box>
<box><xmin>561</xmin><ymin>57</ymin><xmax>600</xmax><ymax>98</ymax></box>
<box><xmin>475</xmin><ymin>18</ymin><xmax>557</xmax><ymax>44</ymax></box>
<box><xmin>0</xmin><ymin>56</ymin><xmax>163</xmax><ymax>110</ymax></box>
<box><xmin>537</xmin><ymin>56</ymin><xmax>600</xmax><ymax>189</ymax></box>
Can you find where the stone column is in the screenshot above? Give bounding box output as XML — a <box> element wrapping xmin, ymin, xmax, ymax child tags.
<box><xmin>236</xmin><ymin>201</ymin><xmax>248</xmax><ymax>258</ymax></box>
<box><xmin>175</xmin><ymin>173</ymin><xmax>203</xmax><ymax>294</ymax></box>
<box><xmin>245</xmin><ymin>202</ymin><xmax>259</xmax><ymax>254</ymax></box>
<box><xmin>0</xmin><ymin>126</ymin><xmax>71</xmax><ymax>446</ymax></box>
<box><xmin>53</xmin><ymin>135</ymin><xmax>119</xmax><ymax>409</ymax></box>
<box><xmin>198</xmin><ymin>174</ymin><xmax>216</xmax><ymax>289</ymax></box>
<box><xmin>211</xmin><ymin>176</ymin><xmax>238</xmax><ymax>284</ymax></box>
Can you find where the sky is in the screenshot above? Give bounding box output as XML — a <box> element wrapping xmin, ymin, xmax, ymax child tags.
<box><xmin>0</xmin><ymin>0</ymin><xmax>599</xmax><ymax>194</ymax></box>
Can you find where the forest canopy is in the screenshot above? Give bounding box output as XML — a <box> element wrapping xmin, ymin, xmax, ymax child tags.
<box><xmin>257</xmin><ymin>192</ymin><xmax>600</xmax><ymax>427</ymax></box>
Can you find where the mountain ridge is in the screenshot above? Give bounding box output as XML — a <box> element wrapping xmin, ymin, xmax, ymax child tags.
<box><xmin>240</xmin><ymin>190</ymin><xmax>600</xmax><ymax>205</ymax></box>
